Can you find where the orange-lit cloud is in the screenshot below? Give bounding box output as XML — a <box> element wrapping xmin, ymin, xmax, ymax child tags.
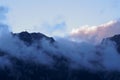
<box><xmin>70</xmin><ymin>20</ymin><xmax>120</xmax><ymax>43</ymax></box>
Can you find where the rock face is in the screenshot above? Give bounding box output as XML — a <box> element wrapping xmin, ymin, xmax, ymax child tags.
<box><xmin>1</xmin><ymin>32</ymin><xmax>120</xmax><ymax>80</ymax></box>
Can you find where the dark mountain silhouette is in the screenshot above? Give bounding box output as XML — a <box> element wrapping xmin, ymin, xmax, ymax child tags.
<box><xmin>13</xmin><ymin>31</ymin><xmax>55</xmax><ymax>45</ymax></box>
<box><xmin>0</xmin><ymin>32</ymin><xmax>120</xmax><ymax>80</ymax></box>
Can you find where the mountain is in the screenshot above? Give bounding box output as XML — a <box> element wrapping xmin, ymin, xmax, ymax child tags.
<box><xmin>108</xmin><ymin>34</ymin><xmax>120</xmax><ymax>53</ymax></box>
<box><xmin>13</xmin><ymin>31</ymin><xmax>55</xmax><ymax>45</ymax></box>
<box><xmin>0</xmin><ymin>32</ymin><xmax>120</xmax><ymax>80</ymax></box>
<box><xmin>102</xmin><ymin>34</ymin><xmax>120</xmax><ymax>53</ymax></box>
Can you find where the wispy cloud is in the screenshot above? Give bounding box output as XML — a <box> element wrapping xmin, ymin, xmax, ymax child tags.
<box><xmin>0</xmin><ymin>6</ymin><xmax>8</xmax><ymax>21</ymax></box>
<box><xmin>36</xmin><ymin>20</ymin><xmax>67</xmax><ymax>37</ymax></box>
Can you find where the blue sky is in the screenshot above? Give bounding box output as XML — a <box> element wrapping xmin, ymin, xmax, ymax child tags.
<box><xmin>0</xmin><ymin>0</ymin><xmax>120</xmax><ymax>36</ymax></box>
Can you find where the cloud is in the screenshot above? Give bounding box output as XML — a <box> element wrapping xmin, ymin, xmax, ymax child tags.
<box><xmin>34</xmin><ymin>19</ymin><xmax>67</xmax><ymax>37</ymax></box>
<box><xmin>0</xmin><ymin>6</ymin><xmax>8</xmax><ymax>21</ymax></box>
<box><xmin>70</xmin><ymin>20</ymin><xmax>120</xmax><ymax>43</ymax></box>
<box><xmin>0</xmin><ymin>22</ymin><xmax>120</xmax><ymax>71</ymax></box>
<box><xmin>43</xmin><ymin>21</ymin><xmax>66</xmax><ymax>36</ymax></box>
<box><xmin>0</xmin><ymin>13</ymin><xmax>120</xmax><ymax>71</ymax></box>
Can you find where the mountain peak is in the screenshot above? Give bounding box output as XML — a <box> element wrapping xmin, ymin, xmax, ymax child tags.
<box><xmin>13</xmin><ymin>31</ymin><xmax>55</xmax><ymax>45</ymax></box>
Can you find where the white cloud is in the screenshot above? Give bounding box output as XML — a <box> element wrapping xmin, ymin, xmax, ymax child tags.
<box><xmin>70</xmin><ymin>20</ymin><xmax>120</xmax><ymax>43</ymax></box>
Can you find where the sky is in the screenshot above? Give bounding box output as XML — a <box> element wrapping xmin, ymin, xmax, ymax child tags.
<box><xmin>0</xmin><ymin>0</ymin><xmax>120</xmax><ymax>36</ymax></box>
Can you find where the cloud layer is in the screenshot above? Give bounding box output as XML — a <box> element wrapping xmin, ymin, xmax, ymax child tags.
<box><xmin>70</xmin><ymin>20</ymin><xmax>120</xmax><ymax>43</ymax></box>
